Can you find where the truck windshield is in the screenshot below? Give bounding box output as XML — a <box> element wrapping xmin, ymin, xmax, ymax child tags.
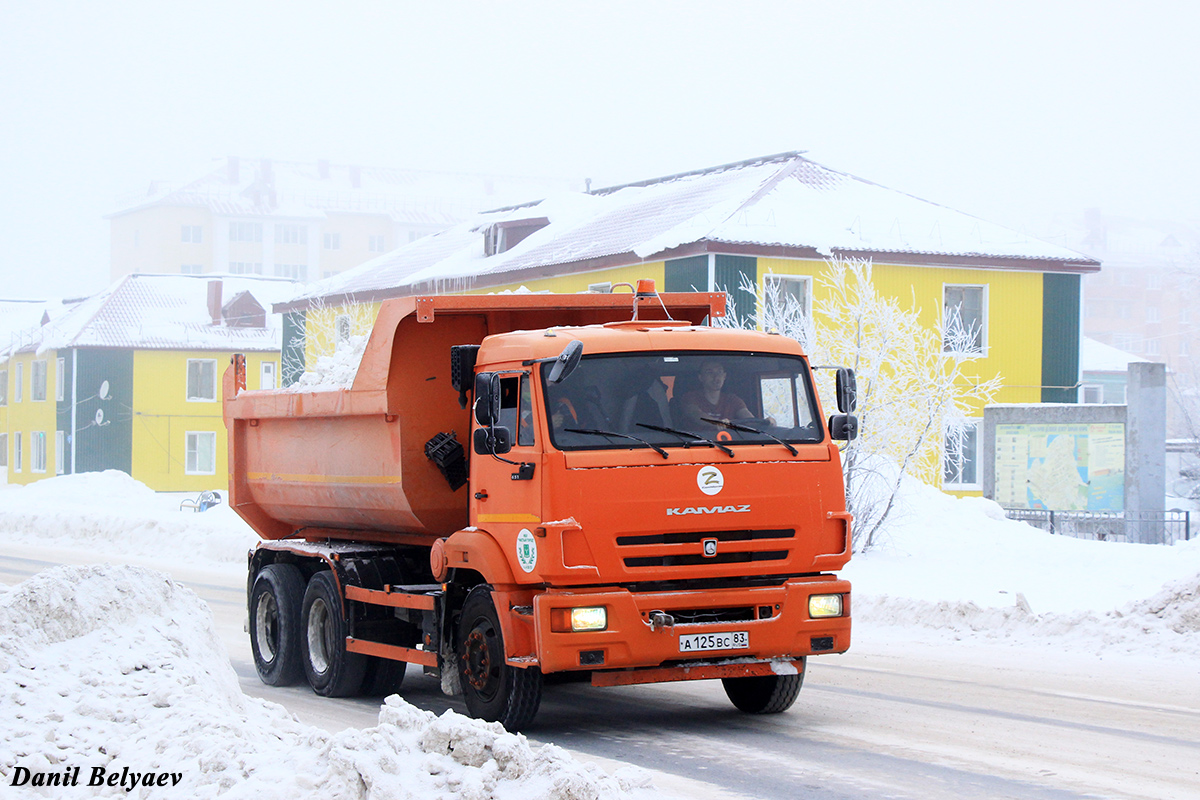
<box><xmin>543</xmin><ymin>351</ymin><xmax>824</xmax><ymax>452</ymax></box>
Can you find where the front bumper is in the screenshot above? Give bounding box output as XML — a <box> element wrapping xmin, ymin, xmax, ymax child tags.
<box><xmin>530</xmin><ymin>575</ymin><xmax>850</xmax><ymax>675</ymax></box>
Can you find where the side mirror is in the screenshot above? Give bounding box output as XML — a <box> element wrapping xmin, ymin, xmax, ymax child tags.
<box><xmin>473</xmin><ymin>426</ymin><xmax>513</xmax><ymax>455</ymax></box>
<box><xmin>473</xmin><ymin>372</ymin><xmax>501</xmax><ymax>425</ymax></box>
<box><xmin>547</xmin><ymin>339</ymin><xmax>583</xmax><ymax>384</ymax></box>
<box><xmin>829</xmin><ymin>414</ymin><xmax>858</xmax><ymax>442</ymax></box>
<box><xmin>836</xmin><ymin>367</ymin><xmax>857</xmax><ymax>413</ymax></box>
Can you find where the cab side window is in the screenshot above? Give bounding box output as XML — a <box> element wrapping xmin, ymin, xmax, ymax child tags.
<box><xmin>498</xmin><ymin>376</ymin><xmax>535</xmax><ymax>447</ymax></box>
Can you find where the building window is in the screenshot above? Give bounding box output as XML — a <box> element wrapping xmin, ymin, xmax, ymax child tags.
<box><xmin>15</xmin><ymin>363</ymin><xmax>23</xmax><ymax>402</ymax></box>
<box><xmin>588</xmin><ymin>282</ymin><xmax>613</xmax><ymax>294</ymax></box>
<box><xmin>274</xmin><ymin>263</ymin><xmax>307</xmax><ymax>281</ymax></box>
<box><xmin>764</xmin><ymin>274</ymin><xmax>812</xmax><ymax>318</ymax></box>
<box><xmin>408</xmin><ymin>231</ymin><xmax>419</xmax><ymax>243</ymax></box>
<box><xmin>275</xmin><ymin>224</ymin><xmax>307</xmax><ymax>245</ymax></box>
<box><xmin>181</xmin><ymin>225</ymin><xmax>203</xmax><ymax>243</ymax></box>
<box><xmin>186</xmin><ymin>359</ymin><xmax>218</xmax><ymax>402</ymax></box>
<box><xmin>335</xmin><ymin>314</ymin><xmax>351</xmax><ymax>345</ymax></box>
<box><xmin>368</xmin><ymin>234</ymin><xmax>386</xmax><ymax>252</ymax></box>
<box><xmin>55</xmin><ymin>430</ymin><xmax>65</xmax><ymax>475</ymax></box>
<box><xmin>323</xmin><ymin>270</ymin><xmax>336</xmax><ymax>279</ymax></box>
<box><xmin>181</xmin><ymin>264</ymin><xmax>203</xmax><ymax>275</ymax></box>
<box><xmin>261</xmin><ymin>361</ymin><xmax>277</xmax><ymax>391</ymax></box>
<box><xmin>0</xmin><ymin>432</ymin><xmax>6</xmax><ymax>469</ymax></box>
<box><xmin>0</xmin><ymin>369</ymin><xmax>6</xmax><ymax>406</ymax></box>
<box><xmin>943</xmin><ymin>421</ymin><xmax>980</xmax><ymax>488</ymax></box>
<box><xmin>230</xmin><ymin>222</ymin><xmax>263</xmax><ymax>243</ymax></box>
<box><xmin>185</xmin><ymin>431</ymin><xmax>217</xmax><ymax>475</ymax></box>
<box><xmin>13</xmin><ymin>432</ymin><xmax>21</xmax><ymax>472</ymax></box>
<box><xmin>1146</xmin><ymin>306</ymin><xmax>1160</xmax><ymax>323</ymax></box>
<box><xmin>1116</xmin><ymin>302</ymin><xmax>1132</xmax><ymax>320</ymax></box>
<box><xmin>31</xmin><ymin>432</ymin><xmax>46</xmax><ymax>473</ymax></box>
<box><xmin>1107</xmin><ymin>384</ymin><xmax>1127</xmax><ymax>404</ymax></box>
<box><xmin>1181</xmin><ymin>340</ymin><xmax>1190</xmax><ymax>358</ymax></box>
<box><xmin>1146</xmin><ymin>339</ymin><xmax>1161</xmax><ymax>356</ymax></box>
<box><xmin>1082</xmin><ymin>385</ymin><xmax>1104</xmax><ymax>404</ymax></box>
<box><xmin>943</xmin><ymin>285</ymin><xmax>986</xmax><ymax>354</ymax></box>
<box><xmin>1147</xmin><ymin>273</ymin><xmax>1162</xmax><ymax>290</ymax></box>
<box><xmin>230</xmin><ymin>262</ymin><xmax>263</xmax><ymax>275</ymax></box>
<box><xmin>323</xmin><ymin>232</ymin><xmax>341</xmax><ymax>250</ymax></box>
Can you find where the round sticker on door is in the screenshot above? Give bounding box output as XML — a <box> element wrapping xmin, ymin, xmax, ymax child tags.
<box><xmin>697</xmin><ymin>465</ymin><xmax>724</xmax><ymax>496</ymax></box>
<box><xmin>516</xmin><ymin>528</ymin><xmax>538</xmax><ymax>573</ymax></box>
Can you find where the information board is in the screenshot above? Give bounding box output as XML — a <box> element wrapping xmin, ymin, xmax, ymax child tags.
<box><xmin>994</xmin><ymin>423</ymin><xmax>1125</xmax><ymax>511</ymax></box>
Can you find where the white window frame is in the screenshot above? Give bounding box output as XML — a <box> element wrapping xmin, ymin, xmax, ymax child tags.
<box><xmin>1082</xmin><ymin>384</ymin><xmax>1104</xmax><ymax>404</ymax></box>
<box><xmin>185</xmin><ymin>431</ymin><xmax>217</xmax><ymax>475</ymax></box>
<box><xmin>186</xmin><ymin>359</ymin><xmax>218</xmax><ymax>402</ymax></box>
<box><xmin>335</xmin><ymin>314</ymin><xmax>351</xmax><ymax>345</ymax></box>
<box><xmin>324</xmin><ymin>232</ymin><xmax>341</xmax><ymax>250</ymax></box>
<box><xmin>764</xmin><ymin>274</ymin><xmax>813</xmax><ymax>318</ymax></box>
<box><xmin>31</xmin><ymin>431</ymin><xmax>46</xmax><ymax>473</ymax></box>
<box><xmin>229</xmin><ymin>222</ymin><xmax>263</xmax><ymax>243</ymax></box>
<box><xmin>31</xmin><ymin>360</ymin><xmax>47</xmax><ymax>402</ymax></box>
<box><xmin>260</xmin><ymin>360</ymin><xmax>277</xmax><ymax>391</ymax></box>
<box><xmin>181</xmin><ymin>264</ymin><xmax>203</xmax><ymax>275</ymax></box>
<box><xmin>13</xmin><ymin>431</ymin><xmax>20</xmax><ymax>473</ymax></box>
<box><xmin>368</xmin><ymin>234</ymin><xmax>386</xmax><ymax>252</ymax></box>
<box><xmin>942</xmin><ymin>420</ymin><xmax>981</xmax><ymax>490</ymax></box>
<box><xmin>15</xmin><ymin>362</ymin><xmax>22</xmax><ymax>403</ymax></box>
<box><xmin>0</xmin><ymin>433</ymin><xmax>7</xmax><ymax>469</ymax></box>
<box><xmin>55</xmin><ymin>430</ymin><xmax>65</xmax><ymax>475</ymax></box>
<box><xmin>943</xmin><ymin>284</ymin><xmax>988</xmax><ymax>356</ymax></box>
<box><xmin>0</xmin><ymin>368</ymin><xmax>7</xmax><ymax>406</ymax></box>
<box><xmin>587</xmin><ymin>282</ymin><xmax>613</xmax><ymax>294</ymax></box>
<box><xmin>55</xmin><ymin>358</ymin><xmax>64</xmax><ymax>401</ymax></box>
<box><xmin>275</xmin><ymin>224</ymin><xmax>307</xmax><ymax>245</ymax></box>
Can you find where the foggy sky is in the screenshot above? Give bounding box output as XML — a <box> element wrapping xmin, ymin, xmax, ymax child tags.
<box><xmin>2</xmin><ymin>0</ymin><xmax>1197</xmax><ymax>299</ymax></box>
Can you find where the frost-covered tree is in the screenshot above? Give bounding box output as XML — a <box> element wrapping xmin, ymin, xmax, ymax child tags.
<box><xmin>720</xmin><ymin>256</ymin><xmax>1002</xmax><ymax>550</ymax></box>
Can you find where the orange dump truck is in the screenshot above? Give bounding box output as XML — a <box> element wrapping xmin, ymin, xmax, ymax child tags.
<box><xmin>224</xmin><ymin>282</ymin><xmax>857</xmax><ymax>729</ymax></box>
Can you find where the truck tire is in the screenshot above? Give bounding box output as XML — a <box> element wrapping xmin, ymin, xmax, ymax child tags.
<box><xmin>301</xmin><ymin>571</ymin><xmax>368</xmax><ymax>697</ymax></box>
<box><xmin>457</xmin><ymin>586</ymin><xmax>542</xmax><ymax>730</ymax></box>
<box><xmin>359</xmin><ymin>657</ymin><xmax>406</xmax><ymax>696</ymax></box>
<box><xmin>249</xmin><ymin>563</ymin><xmax>305</xmax><ymax>686</ymax></box>
<box><xmin>722</xmin><ymin>663</ymin><xmax>805</xmax><ymax>714</ymax></box>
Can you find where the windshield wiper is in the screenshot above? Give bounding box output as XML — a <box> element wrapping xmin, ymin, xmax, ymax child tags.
<box><xmin>564</xmin><ymin>428</ymin><xmax>669</xmax><ymax>458</ymax></box>
<box><xmin>701</xmin><ymin>418</ymin><xmax>798</xmax><ymax>456</ymax></box>
<box><xmin>635</xmin><ymin>423</ymin><xmax>735</xmax><ymax>458</ymax></box>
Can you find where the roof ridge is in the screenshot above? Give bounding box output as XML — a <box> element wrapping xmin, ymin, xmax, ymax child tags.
<box><xmin>589</xmin><ymin>151</ymin><xmax>807</xmax><ymax>196</ymax></box>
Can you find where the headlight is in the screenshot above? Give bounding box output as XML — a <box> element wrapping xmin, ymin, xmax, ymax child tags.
<box><xmin>551</xmin><ymin>606</ymin><xmax>608</xmax><ymax>632</ymax></box>
<box><xmin>808</xmin><ymin>594</ymin><xmax>843</xmax><ymax>618</ymax></box>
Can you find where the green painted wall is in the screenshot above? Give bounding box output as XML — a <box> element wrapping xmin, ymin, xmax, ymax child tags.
<box><xmin>74</xmin><ymin>349</ymin><xmax>134</xmax><ymax>474</ymax></box>
<box><xmin>1042</xmin><ymin>273</ymin><xmax>1081</xmax><ymax>403</ymax></box>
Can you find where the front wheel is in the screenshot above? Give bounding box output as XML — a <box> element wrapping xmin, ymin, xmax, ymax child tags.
<box><xmin>301</xmin><ymin>571</ymin><xmax>368</xmax><ymax>697</ymax></box>
<box><xmin>457</xmin><ymin>586</ymin><xmax>542</xmax><ymax>730</ymax></box>
<box><xmin>722</xmin><ymin>661</ymin><xmax>805</xmax><ymax>713</ymax></box>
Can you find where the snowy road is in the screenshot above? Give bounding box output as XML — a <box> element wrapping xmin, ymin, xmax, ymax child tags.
<box><xmin>4</xmin><ymin>546</ymin><xmax>1198</xmax><ymax>800</ymax></box>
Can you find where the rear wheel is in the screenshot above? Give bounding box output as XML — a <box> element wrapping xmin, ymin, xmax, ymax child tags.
<box><xmin>359</xmin><ymin>656</ymin><xmax>407</xmax><ymax>696</ymax></box>
<box><xmin>457</xmin><ymin>586</ymin><xmax>542</xmax><ymax>730</ymax></box>
<box><xmin>301</xmin><ymin>571</ymin><xmax>368</xmax><ymax>697</ymax></box>
<box><xmin>249</xmin><ymin>564</ymin><xmax>305</xmax><ymax>686</ymax></box>
<box><xmin>722</xmin><ymin>661</ymin><xmax>805</xmax><ymax>713</ymax></box>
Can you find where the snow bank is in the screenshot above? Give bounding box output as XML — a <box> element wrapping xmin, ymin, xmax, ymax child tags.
<box><xmin>0</xmin><ymin>565</ymin><xmax>648</xmax><ymax>799</ymax></box>
<box><xmin>291</xmin><ymin>333</ymin><xmax>368</xmax><ymax>391</ymax></box>
<box><xmin>846</xmin><ymin>473</ymin><xmax>1200</xmax><ymax>659</ymax></box>
<box><xmin>0</xmin><ymin>471</ymin><xmax>258</xmax><ymax>569</ymax></box>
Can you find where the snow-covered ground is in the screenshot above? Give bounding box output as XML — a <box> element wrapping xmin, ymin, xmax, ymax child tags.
<box><xmin>2</xmin><ymin>470</ymin><xmax>1199</xmax><ymax>797</ymax></box>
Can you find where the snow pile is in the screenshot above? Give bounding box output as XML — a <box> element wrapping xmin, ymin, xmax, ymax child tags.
<box><xmin>0</xmin><ymin>565</ymin><xmax>648</xmax><ymax>799</ymax></box>
<box><xmin>291</xmin><ymin>333</ymin><xmax>367</xmax><ymax>391</ymax></box>
<box><xmin>0</xmin><ymin>471</ymin><xmax>258</xmax><ymax>569</ymax></box>
<box><xmin>846</xmin><ymin>473</ymin><xmax>1200</xmax><ymax>658</ymax></box>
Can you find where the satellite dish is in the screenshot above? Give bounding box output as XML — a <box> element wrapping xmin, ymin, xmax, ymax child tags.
<box><xmin>98</xmin><ymin>380</ymin><xmax>110</xmax><ymax>400</ymax></box>
<box><xmin>95</xmin><ymin>408</ymin><xmax>104</xmax><ymax>425</ymax></box>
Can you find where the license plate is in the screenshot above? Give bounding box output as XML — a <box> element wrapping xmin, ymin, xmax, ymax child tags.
<box><xmin>678</xmin><ymin>631</ymin><xmax>749</xmax><ymax>653</ymax></box>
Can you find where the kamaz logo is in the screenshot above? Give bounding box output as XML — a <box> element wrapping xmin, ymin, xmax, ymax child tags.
<box><xmin>666</xmin><ymin>505</ymin><xmax>751</xmax><ymax>516</ymax></box>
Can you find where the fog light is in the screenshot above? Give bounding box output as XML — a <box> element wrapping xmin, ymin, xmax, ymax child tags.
<box><xmin>570</xmin><ymin>606</ymin><xmax>607</xmax><ymax>631</ymax></box>
<box><xmin>808</xmin><ymin>594</ymin><xmax>843</xmax><ymax>618</ymax></box>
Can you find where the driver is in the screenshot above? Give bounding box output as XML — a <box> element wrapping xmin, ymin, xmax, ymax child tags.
<box><xmin>677</xmin><ymin>360</ymin><xmax>754</xmax><ymax>427</ymax></box>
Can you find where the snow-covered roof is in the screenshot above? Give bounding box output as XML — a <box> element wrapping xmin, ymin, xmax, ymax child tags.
<box><xmin>1081</xmin><ymin>336</ymin><xmax>1152</xmax><ymax>373</ymax></box>
<box><xmin>282</xmin><ymin>152</ymin><xmax>1101</xmax><ymax>310</ymax></box>
<box><xmin>6</xmin><ymin>274</ymin><xmax>296</xmax><ymax>356</ymax></box>
<box><xmin>110</xmin><ymin>157</ymin><xmax>582</xmax><ymax>227</ymax></box>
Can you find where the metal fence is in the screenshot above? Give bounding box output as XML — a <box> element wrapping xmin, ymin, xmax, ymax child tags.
<box><xmin>1004</xmin><ymin>509</ymin><xmax>1192</xmax><ymax>545</ymax></box>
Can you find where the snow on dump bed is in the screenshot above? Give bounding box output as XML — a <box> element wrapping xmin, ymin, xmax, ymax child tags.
<box><xmin>0</xmin><ymin>471</ymin><xmax>258</xmax><ymax>569</ymax></box>
<box><xmin>0</xmin><ymin>565</ymin><xmax>648</xmax><ymax>799</ymax></box>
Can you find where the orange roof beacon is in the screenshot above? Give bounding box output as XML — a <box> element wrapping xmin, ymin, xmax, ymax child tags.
<box><xmin>224</xmin><ymin>281</ymin><xmax>857</xmax><ymax>730</ymax></box>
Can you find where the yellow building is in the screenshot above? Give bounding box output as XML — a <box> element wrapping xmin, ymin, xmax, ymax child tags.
<box><xmin>108</xmin><ymin>157</ymin><xmax>582</xmax><ymax>284</ymax></box>
<box><xmin>2</xmin><ymin>274</ymin><xmax>294</xmax><ymax>491</ymax></box>
<box><xmin>276</xmin><ymin>152</ymin><xmax>1099</xmax><ymax>496</ymax></box>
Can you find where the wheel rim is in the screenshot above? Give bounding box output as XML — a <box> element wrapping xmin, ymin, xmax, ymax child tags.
<box><xmin>254</xmin><ymin>591</ymin><xmax>279</xmax><ymax>663</ymax></box>
<box><xmin>462</xmin><ymin>620</ymin><xmax>501</xmax><ymax>702</ymax></box>
<box><xmin>307</xmin><ymin>597</ymin><xmax>332</xmax><ymax>674</ymax></box>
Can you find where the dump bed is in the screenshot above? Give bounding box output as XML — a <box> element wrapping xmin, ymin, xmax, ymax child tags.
<box><xmin>224</xmin><ymin>291</ymin><xmax>725</xmax><ymax>543</ymax></box>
